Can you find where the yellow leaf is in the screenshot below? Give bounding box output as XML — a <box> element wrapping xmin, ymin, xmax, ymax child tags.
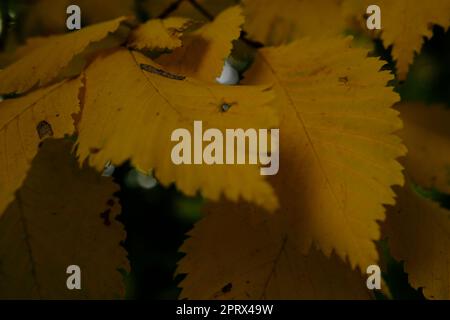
<box><xmin>178</xmin><ymin>201</ymin><xmax>371</xmax><ymax>299</ymax></box>
<box><xmin>0</xmin><ymin>78</ymin><xmax>82</xmax><ymax>216</ymax></box>
<box><xmin>1</xmin><ymin>26</ymin><xmax>130</xmax><ymax>82</ymax></box>
<box><xmin>397</xmin><ymin>103</ymin><xmax>450</xmax><ymax>193</ymax></box>
<box><xmin>385</xmin><ymin>184</ymin><xmax>450</xmax><ymax>300</ymax></box>
<box><xmin>22</xmin><ymin>0</ymin><xmax>134</xmax><ymax>36</ymax></box>
<box><xmin>76</xmin><ymin>49</ymin><xmax>279</xmax><ymax>211</ymax></box>
<box><xmin>242</xmin><ymin>37</ymin><xmax>405</xmax><ymax>269</ymax></box>
<box><xmin>129</xmin><ymin>17</ymin><xmax>193</xmax><ymax>51</ymax></box>
<box><xmin>374</xmin><ymin>0</ymin><xmax>450</xmax><ymax>80</ymax></box>
<box><xmin>385</xmin><ymin>103</ymin><xmax>450</xmax><ymax>299</ymax></box>
<box><xmin>157</xmin><ymin>5</ymin><xmax>244</xmax><ymax>82</ymax></box>
<box><xmin>243</xmin><ymin>0</ymin><xmax>450</xmax><ymax>79</ymax></box>
<box><xmin>242</xmin><ymin>0</ymin><xmax>349</xmax><ymax>46</ymax></box>
<box><xmin>0</xmin><ymin>17</ymin><xmax>131</xmax><ymax>95</ymax></box>
<box><xmin>0</xmin><ymin>37</ymin><xmax>50</xmax><ymax>68</ymax></box>
<box><xmin>0</xmin><ymin>139</ymin><xmax>128</xmax><ymax>299</ymax></box>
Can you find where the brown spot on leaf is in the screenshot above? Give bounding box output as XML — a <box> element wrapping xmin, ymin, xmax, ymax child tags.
<box><xmin>36</xmin><ymin>121</ymin><xmax>54</xmax><ymax>140</ymax></box>
<box><xmin>221</xmin><ymin>282</ymin><xmax>232</xmax><ymax>293</ymax></box>
<box><xmin>339</xmin><ymin>76</ymin><xmax>349</xmax><ymax>84</ymax></box>
<box><xmin>221</xmin><ymin>102</ymin><xmax>236</xmax><ymax>112</ymax></box>
<box><xmin>140</xmin><ymin>63</ymin><xmax>186</xmax><ymax>80</ymax></box>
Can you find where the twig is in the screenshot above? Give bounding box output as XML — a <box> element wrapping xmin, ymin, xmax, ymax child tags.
<box><xmin>188</xmin><ymin>0</ymin><xmax>213</xmax><ymax>21</ymax></box>
<box><xmin>158</xmin><ymin>0</ymin><xmax>184</xmax><ymax>19</ymax></box>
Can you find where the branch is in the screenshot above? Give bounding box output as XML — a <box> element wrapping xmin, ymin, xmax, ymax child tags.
<box><xmin>158</xmin><ymin>0</ymin><xmax>184</xmax><ymax>19</ymax></box>
<box><xmin>188</xmin><ymin>0</ymin><xmax>213</xmax><ymax>21</ymax></box>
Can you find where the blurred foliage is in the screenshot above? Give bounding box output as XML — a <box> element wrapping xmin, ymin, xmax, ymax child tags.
<box><xmin>0</xmin><ymin>0</ymin><xmax>449</xmax><ymax>300</ymax></box>
<box><xmin>399</xmin><ymin>25</ymin><xmax>450</xmax><ymax>105</ymax></box>
<box><xmin>114</xmin><ymin>163</ymin><xmax>202</xmax><ymax>299</ymax></box>
<box><xmin>373</xmin><ymin>24</ymin><xmax>450</xmax><ymax>301</ymax></box>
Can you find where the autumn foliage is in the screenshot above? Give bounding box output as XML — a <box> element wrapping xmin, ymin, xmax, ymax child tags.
<box><xmin>0</xmin><ymin>0</ymin><xmax>449</xmax><ymax>300</ymax></box>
